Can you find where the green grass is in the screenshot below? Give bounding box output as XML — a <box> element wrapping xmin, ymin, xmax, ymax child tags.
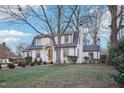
<box><xmin>0</xmin><ymin>64</ymin><xmax>119</xmax><ymax>88</ymax></box>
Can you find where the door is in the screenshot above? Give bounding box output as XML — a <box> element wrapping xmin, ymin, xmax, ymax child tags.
<box><xmin>48</xmin><ymin>48</ymin><xmax>53</xmax><ymax>61</ymax></box>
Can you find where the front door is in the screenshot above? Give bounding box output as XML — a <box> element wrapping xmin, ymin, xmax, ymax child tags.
<box><xmin>48</xmin><ymin>48</ymin><xmax>53</xmax><ymax>61</ymax></box>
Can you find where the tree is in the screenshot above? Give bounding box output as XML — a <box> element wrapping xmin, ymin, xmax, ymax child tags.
<box><xmin>69</xmin><ymin>6</ymin><xmax>90</xmax><ymax>45</ymax></box>
<box><xmin>108</xmin><ymin>5</ymin><xmax>124</xmax><ymax>46</ymax></box>
<box><xmin>81</xmin><ymin>6</ymin><xmax>106</xmax><ymax>45</ymax></box>
<box><xmin>0</xmin><ymin>5</ymin><xmax>77</xmax><ymax>64</ymax></box>
<box><xmin>16</xmin><ymin>42</ymin><xmax>26</xmax><ymax>62</ymax></box>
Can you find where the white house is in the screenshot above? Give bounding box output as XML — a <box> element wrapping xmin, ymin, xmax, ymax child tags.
<box><xmin>22</xmin><ymin>26</ymin><xmax>100</xmax><ymax>64</ymax></box>
<box><xmin>117</xmin><ymin>28</ymin><xmax>124</xmax><ymax>39</ymax></box>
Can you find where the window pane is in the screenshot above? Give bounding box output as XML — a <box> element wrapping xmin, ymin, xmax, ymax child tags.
<box><xmin>63</xmin><ymin>49</ymin><xmax>69</xmax><ymax>57</ymax></box>
<box><xmin>64</xmin><ymin>35</ymin><xmax>69</xmax><ymax>43</ymax></box>
<box><xmin>36</xmin><ymin>51</ymin><xmax>40</xmax><ymax>58</ymax></box>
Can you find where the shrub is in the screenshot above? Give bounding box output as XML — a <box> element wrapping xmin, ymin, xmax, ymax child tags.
<box><xmin>20</xmin><ymin>63</ymin><xmax>26</xmax><ymax>67</ymax></box>
<box><xmin>84</xmin><ymin>56</ymin><xmax>89</xmax><ymax>63</ymax></box>
<box><xmin>118</xmin><ymin>64</ymin><xmax>124</xmax><ymax>73</ymax></box>
<box><xmin>100</xmin><ymin>55</ymin><xmax>106</xmax><ymax>63</ymax></box>
<box><xmin>7</xmin><ymin>63</ymin><xmax>15</xmax><ymax>69</ymax></box>
<box><xmin>109</xmin><ymin>46</ymin><xmax>120</xmax><ymax>65</ymax></box>
<box><xmin>25</xmin><ymin>56</ymin><xmax>32</xmax><ymax>65</ymax></box>
<box><xmin>26</xmin><ymin>62</ymin><xmax>29</xmax><ymax>65</ymax></box>
<box><xmin>37</xmin><ymin>61</ymin><xmax>42</xmax><ymax>65</ymax></box>
<box><xmin>43</xmin><ymin>61</ymin><xmax>47</xmax><ymax>65</ymax></box>
<box><xmin>34</xmin><ymin>58</ymin><xmax>37</xmax><ymax>63</ymax></box>
<box><xmin>37</xmin><ymin>58</ymin><xmax>42</xmax><ymax>65</ymax></box>
<box><xmin>67</xmin><ymin>56</ymin><xmax>77</xmax><ymax>64</ymax></box>
<box><xmin>93</xmin><ymin>59</ymin><xmax>99</xmax><ymax>63</ymax></box>
<box><xmin>0</xmin><ymin>64</ymin><xmax>1</xmax><ymax>69</ymax></box>
<box><xmin>113</xmin><ymin>56</ymin><xmax>124</xmax><ymax>69</ymax></box>
<box><xmin>50</xmin><ymin>61</ymin><xmax>53</xmax><ymax>64</ymax></box>
<box><xmin>112</xmin><ymin>72</ymin><xmax>124</xmax><ymax>87</ymax></box>
<box><xmin>30</xmin><ymin>62</ymin><xmax>36</xmax><ymax>66</ymax></box>
<box><xmin>109</xmin><ymin>38</ymin><xmax>124</xmax><ymax>87</ymax></box>
<box><xmin>18</xmin><ymin>62</ymin><xmax>21</xmax><ymax>66</ymax></box>
<box><xmin>37</xmin><ymin>62</ymin><xmax>41</xmax><ymax>65</ymax></box>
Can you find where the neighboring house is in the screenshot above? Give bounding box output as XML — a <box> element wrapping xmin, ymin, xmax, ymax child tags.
<box><xmin>0</xmin><ymin>42</ymin><xmax>10</xmax><ymax>63</ymax></box>
<box><xmin>9</xmin><ymin>52</ymin><xmax>18</xmax><ymax>62</ymax></box>
<box><xmin>117</xmin><ymin>28</ymin><xmax>124</xmax><ymax>39</ymax></box>
<box><xmin>22</xmin><ymin>26</ymin><xmax>100</xmax><ymax>63</ymax></box>
<box><xmin>0</xmin><ymin>42</ymin><xmax>17</xmax><ymax>63</ymax></box>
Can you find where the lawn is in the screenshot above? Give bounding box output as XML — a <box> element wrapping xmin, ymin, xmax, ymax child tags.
<box><xmin>0</xmin><ymin>63</ymin><xmax>119</xmax><ymax>88</ymax></box>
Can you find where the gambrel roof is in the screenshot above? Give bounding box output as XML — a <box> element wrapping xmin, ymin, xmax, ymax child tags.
<box><xmin>23</xmin><ymin>31</ymin><xmax>100</xmax><ymax>52</ymax></box>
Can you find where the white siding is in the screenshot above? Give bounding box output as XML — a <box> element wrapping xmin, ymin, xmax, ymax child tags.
<box><xmin>36</xmin><ymin>39</ymin><xmax>41</xmax><ymax>46</ymax></box>
<box><xmin>61</xmin><ymin>36</ymin><xmax>64</xmax><ymax>44</ymax></box>
<box><xmin>93</xmin><ymin>51</ymin><xmax>100</xmax><ymax>59</ymax></box>
<box><xmin>83</xmin><ymin>52</ymin><xmax>89</xmax><ymax>57</ymax></box>
<box><xmin>83</xmin><ymin>51</ymin><xmax>100</xmax><ymax>59</ymax></box>
<box><xmin>53</xmin><ymin>48</ymin><xmax>56</xmax><ymax>63</ymax></box>
<box><xmin>54</xmin><ymin>37</ymin><xmax>58</xmax><ymax>44</ymax></box>
<box><xmin>69</xmin><ymin>35</ymin><xmax>73</xmax><ymax>43</ymax></box>
<box><xmin>41</xmin><ymin>38</ymin><xmax>50</xmax><ymax>45</ymax></box>
<box><xmin>69</xmin><ymin>48</ymin><xmax>75</xmax><ymax>56</ymax></box>
<box><xmin>31</xmin><ymin>50</ymin><xmax>36</xmax><ymax>61</ymax></box>
<box><xmin>60</xmin><ymin>48</ymin><xmax>64</xmax><ymax>63</ymax></box>
<box><xmin>0</xmin><ymin>59</ymin><xmax>9</xmax><ymax>63</ymax></box>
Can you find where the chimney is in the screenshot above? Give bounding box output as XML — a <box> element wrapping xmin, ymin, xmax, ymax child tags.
<box><xmin>3</xmin><ymin>42</ymin><xmax>6</xmax><ymax>46</ymax></box>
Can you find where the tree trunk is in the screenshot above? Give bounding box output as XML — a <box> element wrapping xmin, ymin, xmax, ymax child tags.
<box><xmin>55</xmin><ymin>47</ymin><xmax>61</xmax><ymax>64</ymax></box>
<box><xmin>108</xmin><ymin>5</ymin><xmax>118</xmax><ymax>46</ymax></box>
<box><xmin>55</xmin><ymin>37</ymin><xmax>61</xmax><ymax>64</ymax></box>
<box><xmin>93</xmin><ymin>34</ymin><xmax>97</xmax><ymax>45</ymax></box>
<box><xmin>110</xmin><ymin>14</ymin><xmax>118</xmax><ymax>46</ymax></box>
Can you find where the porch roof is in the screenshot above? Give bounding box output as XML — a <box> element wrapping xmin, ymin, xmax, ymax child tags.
<box><xmin>83</xmin><ymin>45</ymin><xmax>100</xmax><ymax>52</ymax></box>
<box><xmin>55</xmin><ymin>43</ymin><xmax>77</xmax><ymax>48</ymax></box>
<box><xmin>23</xmin><ymin>43</ymin><xmax>77</xmax><ymax>52</ymax></box>
<box><xmin>22</xmin><ymin>45</ymin><xmax>44</xmax><ymax>52</ymax></box>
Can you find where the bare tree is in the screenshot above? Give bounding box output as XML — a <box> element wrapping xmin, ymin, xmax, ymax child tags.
<box><xmin>68</xmin><ymin>6</ymin><xmax>90</xmax><ymax>45</ymax></box>
<box><xmin>108</xmin><ymin>5</ymin><xmax>124</xmax><ymax>46</ymax></box>
<box><xmin>81</xmin><ymin>6</ymin><xmax>106</xmax><ymax>45</ymax></box>
<box><xmin>16</xmin><ymin>42</ymin><xmax>26</xmax><ymax>62</ymax></box>
<box><xmin>0</xmin><ymin>5</ymin><xmax>77</xmax><ymax>64</ymax></box>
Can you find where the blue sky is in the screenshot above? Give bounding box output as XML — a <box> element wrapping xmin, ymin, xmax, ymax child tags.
<box><xmin>0</xmin><ymin>5</ymin><xmax>110</xmax><ymax>53</ymax></box>
<box><xmin>0</xmin><ymin>22</ymin><xmax>36</xmax><ymax>52</ymax></box>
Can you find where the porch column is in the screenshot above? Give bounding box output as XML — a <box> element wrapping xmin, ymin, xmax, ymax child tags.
<box><xmin>43</xmin><ymin>47</ymin><xmax>46</xmax><ymax>61</ymax></box>
<box><xmin>52</xmin><ymin>46</ymin><xmax>56</xmax><ymax>63</ymax></box>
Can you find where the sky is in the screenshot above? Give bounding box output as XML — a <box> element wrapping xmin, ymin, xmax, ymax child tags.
<box><xmin>0</xmin><ymin>5</ymin><xmax>111</xmax><ymax>53</ymax></box>
<box><xmin>0</xmin><ymin>22</ymin><xmax>36</xmax><ymax>52</ymax></box>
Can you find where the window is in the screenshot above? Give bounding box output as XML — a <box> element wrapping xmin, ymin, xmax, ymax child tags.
<box><xmin>89</xmin><ymin>52</ymin><xmax>93</xmax><ymax>58</ymax></box>
<box><xmin>64</xmin><ymin>35</ymin><xmax>69</xmax><ymax>43</ymax></box>
<box><xmin>36</xmin><ymin>39</ymin><xmax>41</xmax><ymax>46</ymax></box>
<box><xmin>27</xmin><ymin>52</ymin><xmax>30</xmax><ymax>57</ymax></box>
<box><xmin>36</xmin><ymin>51</ymin><xmax>40</xmax><ymax>58</ymax></box>
<box><xmin>63</xmin><ymin>49</ymin><xmax>69</xmax><ymax>57</ymax></box>
<box><xmin>50</xmin><ymin>39</ymin><xmax>52</xmax><ymax>44</ymax></box>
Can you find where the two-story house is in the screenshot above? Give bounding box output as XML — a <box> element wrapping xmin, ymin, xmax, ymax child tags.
<box><xmin>0</xmin><ymin>42</ymin><xmax>17</xmax><ymax>63</ymax></box>
<box><xmin>22</xmin><ymin>25</ymin><xmax>100</xmax><ymax>63</ymax></box>
<box><xmin>0</xmin><ymin>42</ymin><xmax>10</xmax><ymax>63</ymax></box>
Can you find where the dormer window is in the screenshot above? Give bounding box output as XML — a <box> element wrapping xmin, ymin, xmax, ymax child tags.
<box><xmin>35</xmin><ymin>38</ymin><xmax>41</xmax><ymax>46</ymax></box>
<box><xmin>64</xmin><ymin>35</ymin><xmax>69</xmax><ymax>43</ymax></box>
